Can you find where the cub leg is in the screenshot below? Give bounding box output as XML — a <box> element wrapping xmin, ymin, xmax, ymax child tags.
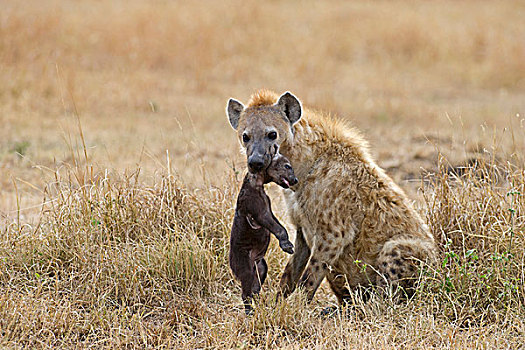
<box><xmin>231</xmin><ymin>251</ymin><xmax>257</xmax><ymax>315</ymax></box>
<box><xmin>252</xmin><ymin>258</ymin><xmax>268</xmax><ymax>294</ymax></box>
<box><xmin>250</xmin><ymin>205</ymin><xmax>294</xmax><ymax>254</ymax></box>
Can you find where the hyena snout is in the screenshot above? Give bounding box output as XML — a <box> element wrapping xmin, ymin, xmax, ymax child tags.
<box><xmin>247</xmin><ymin>144</ymin><xmax>274</xmax><ymax>173</ymax></box>
<box><xmin>248</xmin><ymin>154</ymin><xmax>266</xmax><ymax>172</ymax></box>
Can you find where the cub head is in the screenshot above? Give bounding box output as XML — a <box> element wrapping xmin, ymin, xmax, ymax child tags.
<box><xmin>265</xmin><ymin>153</ymin><xmax>298</xmax><ymax>189</ymax></box>
<box><xmin>226</xmin><ymin>90</ymin><xmax>302</xmax><ymax>173</ymax></box>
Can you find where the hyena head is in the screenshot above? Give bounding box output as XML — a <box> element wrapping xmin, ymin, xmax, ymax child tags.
<box><xmin>226</xmin><ymin>91</ymin><xmax>302</xmax><ymax>173</ymax></box>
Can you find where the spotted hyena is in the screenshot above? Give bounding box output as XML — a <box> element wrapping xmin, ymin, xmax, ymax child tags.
<box><xmin>226</xmin><ymin>89</ymin><xmax>436</xmax><ymax>306</ymax></box>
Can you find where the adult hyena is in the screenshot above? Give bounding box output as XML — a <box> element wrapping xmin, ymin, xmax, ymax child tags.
<box><xmin>226</xmin><ymin>89</ymin><xmax>436</xmax><ymax>304</ymax></box>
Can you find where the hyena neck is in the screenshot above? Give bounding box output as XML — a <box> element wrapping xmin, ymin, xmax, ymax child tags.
<box><xmin>279</xmin><ymin>118</ymin><xmax>323</xmax><ymax>182</ymax></box>
<box><xmin>280</xmin><ymin>110</ymin><xmax>378</xmax><ymax>182</ymax></box>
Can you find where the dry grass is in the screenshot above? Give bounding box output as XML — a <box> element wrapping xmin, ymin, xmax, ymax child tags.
<box><xmin>1</xmin><ymin>0</ymin><xmax>525</xmax><ymax>348</ymax></box>
<box><xmin>1</xmin><ymin>141</ymin><xmax>523</xmax><ymax>348</ymax></box>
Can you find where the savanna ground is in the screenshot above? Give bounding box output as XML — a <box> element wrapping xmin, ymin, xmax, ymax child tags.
<box><xmin>1</xmin><ymin>0</ymin><xmax>524</xmax><ymax>348</ymax></box>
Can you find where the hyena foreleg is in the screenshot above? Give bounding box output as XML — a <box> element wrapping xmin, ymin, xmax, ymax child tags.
<box><xmin>279</xmin><ymin>228</ymin><xmax>310</xmax><ymax>297</ymax></box>
<box><xmin>297</xmin><ymin>234</ymin><xmax>346</xmax><ymax>301</ymax></box>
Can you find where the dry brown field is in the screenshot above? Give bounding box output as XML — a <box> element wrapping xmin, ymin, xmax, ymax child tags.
<box><xmin>1</xmin><ymin>0</ymin><xmax>524</xmax><ymax>348</ymax></box>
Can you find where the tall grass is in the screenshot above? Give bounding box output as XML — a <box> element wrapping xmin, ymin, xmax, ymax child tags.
<box><xmin>0</xmin><ymin>158</ymin><xmax>238</xmax><ymax>347</ymax></box>
<box><xmin>0</xmin><ymin>129</ymin><xmax>524</xmax><ymax>348</ymax></box>
<box><xmin>421</xmin><ymin>155</ymin><xmax>524</xmax><ymax>327</ymax></box>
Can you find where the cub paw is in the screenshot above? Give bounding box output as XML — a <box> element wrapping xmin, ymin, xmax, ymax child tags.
<box><xmin>279</xmin><ymin>240</ymin><xmax>294</xmax><ymax>254</ymax></box>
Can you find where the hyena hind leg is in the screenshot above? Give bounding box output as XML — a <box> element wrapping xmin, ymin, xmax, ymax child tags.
<box><xmin>376</xmin><ymin>239</ymin><xmax>435</xmax><ymax>299</ymax></box>
<box><xmin>326</xmin><ymin>272</ymin><xmax>372</xmax><ymax>305</ymax></box>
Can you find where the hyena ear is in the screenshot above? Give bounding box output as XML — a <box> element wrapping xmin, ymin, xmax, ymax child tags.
<box><xmin>226</xmin><ymin>98</ymin><xmax>244</xmax><ymax>130</ymax></box>
<box><xmin>277</xmin><ymin>91</ymin><xmax>302</xmax><ymax>125</ymax></box>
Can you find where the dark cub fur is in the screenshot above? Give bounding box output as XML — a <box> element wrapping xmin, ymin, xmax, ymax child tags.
<box><xmin>229</xmin><ymin>154</ymin><xmax>298</xmax><ymax>314</ymax></box>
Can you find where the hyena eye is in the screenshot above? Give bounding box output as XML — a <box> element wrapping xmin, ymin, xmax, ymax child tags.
<box><xmin>242</xmin><ymin>133</ymin><xmax>250</xmax><ymax>143</ymax></box>
<box><xmin>284</xmin><ymin>164</ymin><xmax>292</xmax><ymax>170</ymax></box>
<box><xmin>268</xmin><ymin>131</ymin><xmax>277</xmax><ymax>140</ymax></box>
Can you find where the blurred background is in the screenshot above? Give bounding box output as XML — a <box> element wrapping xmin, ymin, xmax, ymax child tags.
<box><xmin>1</xmin><ymin>0</ymin><xmax>524</xmax><ymax>215</ymax></box>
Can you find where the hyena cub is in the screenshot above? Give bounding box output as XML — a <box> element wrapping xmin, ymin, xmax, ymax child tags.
<box><xmin>230</xmin><ymin>153</ymin><xmax>297</xmax><ymax>314</ymax></box>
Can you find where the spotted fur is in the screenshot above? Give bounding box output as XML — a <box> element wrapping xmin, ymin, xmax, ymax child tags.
<box><xmin>227</xmin><ymin>89</ymin><xmax>437</xmax><ymax>304</ymax></box>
